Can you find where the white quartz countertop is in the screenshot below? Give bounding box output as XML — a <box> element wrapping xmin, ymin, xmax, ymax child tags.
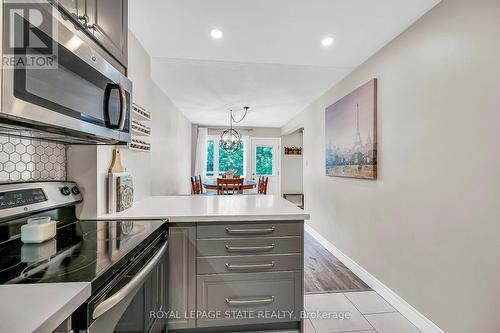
<box><xmin>98</xmin><ymin>195</ymin><xmax>310</xmax><ymax>222</ymax></box>
<box><xmin>0</xmin><ymin>282</ymin><xmax>91</xmax><ymax>333</ymax></box>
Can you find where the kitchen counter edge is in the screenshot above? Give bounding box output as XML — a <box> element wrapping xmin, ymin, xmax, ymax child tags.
<box><xmin>0</xmin><ymin>282</ymin><xmax>91</xmax><ymax>333</ymax></box>
<box><xmin>95</xmin><ymin>195</ymin><xmax>310</xmax><ymax>222</ymax></box>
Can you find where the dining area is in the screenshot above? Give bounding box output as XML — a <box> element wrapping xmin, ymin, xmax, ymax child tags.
<box><xmin>190</xmin><ymin>174</ymin><xmax>269</xmax><ymax>195</ymax></box>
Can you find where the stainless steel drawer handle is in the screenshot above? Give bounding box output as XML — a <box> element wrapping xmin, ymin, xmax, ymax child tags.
<box><xmin>225</xmin><ymin>296</ymin><xmax>275</xmax><ymax>306</ymax></box>
<box><xmin>225</xmin><ymin>261</ymin><xmax>275</xmax><ymax>271</ymax></box>
<box><xmin>225</xmin><ymin>227</ymin><xmax>275</xmax><ymax>235</ymax></box>
<box><xmin>225</xmin><ymin>244</ymin><xmax>275</xmax><ymax>253</ymax></box>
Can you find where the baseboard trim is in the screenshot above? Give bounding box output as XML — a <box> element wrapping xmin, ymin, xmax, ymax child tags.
<box><xmin>305</xmin><ymin>224</ymin><xmax>446</xmax><ymax>333</ymax></box>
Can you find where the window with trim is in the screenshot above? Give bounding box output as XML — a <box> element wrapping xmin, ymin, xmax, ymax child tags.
<box><xmin>206</xmin><ymin>138</ymin><xmax>245</xmax><ymax>177</ymax></box>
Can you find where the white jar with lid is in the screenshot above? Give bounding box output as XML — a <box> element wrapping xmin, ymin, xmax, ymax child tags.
<box><xmin>20</xmin><ymin>217</ymin><xmax>56</xmax><ymax>244</ymax></box>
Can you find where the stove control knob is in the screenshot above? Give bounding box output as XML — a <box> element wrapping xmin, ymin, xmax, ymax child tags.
<box><xmin>60</xmin><ymin>186</ymin><xmax>71</xmax><ymax>196</ymax></box>
<box><xmin>71</xmin><ymin>186</ymin><xmax>81</xmax><ymax>195</ymax></box>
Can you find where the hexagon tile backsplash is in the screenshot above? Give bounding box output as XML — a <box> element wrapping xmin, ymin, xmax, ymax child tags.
<box><xmin>0</xmin><ymin>135</ymin><xmax>66</xmax><ymax>183</ymax></box>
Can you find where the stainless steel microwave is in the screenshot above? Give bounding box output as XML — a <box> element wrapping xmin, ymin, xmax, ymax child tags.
<box><xmin>0</xmin><ymin>1</ymin><xmax>132</xmax><ymax>144</ymax></box>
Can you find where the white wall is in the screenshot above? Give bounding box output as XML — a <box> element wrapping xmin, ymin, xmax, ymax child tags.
<box><xmin>280</xmin><ymin>131</ymin><xmax>303</xmax><ymax>195</ymax></box>
<box><xmin>68</xmin><ymin>32</ymin><xmax>192</xmax><ymax>218</ymax></box>
<box><xmin>207</xmin><ymin>127</ymin><xmax>281</xmax><ymax>138</ymax></box>
<box><xmin>150</xmin><ymin>82</ymin><xmax>192</xmax><ymax>196</ymax></box>
<box><xmin>282</xmin><ymin>0</ymin><xmax>500</xmax><ymax>332</ymax></box>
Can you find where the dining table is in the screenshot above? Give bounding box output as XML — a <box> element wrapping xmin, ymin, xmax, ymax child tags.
<box><xmin>203</xmin><ymin>179</ymin><xmax>257</xmax><ymax>191</ymax></box>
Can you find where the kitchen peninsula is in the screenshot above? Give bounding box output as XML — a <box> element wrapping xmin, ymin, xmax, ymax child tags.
<box><xmin>99</xmin><ymin>195</ymin><xmax>309</xmax><ymax>332</ymax></box>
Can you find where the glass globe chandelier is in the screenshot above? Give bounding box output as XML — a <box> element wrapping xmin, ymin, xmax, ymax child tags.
<box><xmin>220</xmin><ymin>106</ymin><xmax>249</xmax><ymax>153</ymax></box>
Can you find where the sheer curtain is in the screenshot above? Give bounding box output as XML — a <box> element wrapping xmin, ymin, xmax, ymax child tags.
<box><xmin>194</xmin><ymin>127</ymin><xmax>208</xmax><ymax>180</ymax></box>
<box><xmin>242</xmin><ymin>135</ymin><xmax>251</xmax><ymax>179</ymax></box>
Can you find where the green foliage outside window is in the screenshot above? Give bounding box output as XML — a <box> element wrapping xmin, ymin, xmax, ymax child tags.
<box><xmin>206</xmin><ymin>140</ymin><xmax>244</xmax><ymax>176</ymax></box>
<box><xmin>219</xmin><ymin>143</ymin><xmax>244</xmax><ymax>175</ymax></box>
<box><xmin>256</xmin><ymin>146</ymin><xmax>273</xmax><ymax>175</ymax></box>
<box><xmin>206</xmin><ymin>140</ymin><xmax>214</xmax><ymax>176</ymax></box>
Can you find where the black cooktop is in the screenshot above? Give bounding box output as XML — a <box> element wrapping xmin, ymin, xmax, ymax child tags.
<box><xmin>0</xmin><ymin>214</ymin><xmax>166</xmax><ymax>291</ymax></box>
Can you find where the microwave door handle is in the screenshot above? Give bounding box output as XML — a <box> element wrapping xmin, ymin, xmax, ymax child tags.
<box><xmin>117</xmin><ymin>83</ymin><xmax>127</xmax><ymax>131</ymax></box>
<box><xmin>104</xmin><ymin>83</ymin><xmax>117</xmax><ymax>129</ymax></box>
<box><xmin>103</xmin><ymin>83</ymin><xmax>127</xmax><ymax>130</ymax></box>
<box><xmin>103</xmin><ymin>84</ymin><xmax>112</xmax><ymax>128</ymax></box>
<box><xmin>92</xmin><ymin>240</ymin><xmax>168</xmax><ymax>320</ymax></box>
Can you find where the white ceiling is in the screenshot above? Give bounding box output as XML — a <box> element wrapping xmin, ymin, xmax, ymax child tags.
<box><xmin>129</xmin><ymin>0</ymin><xmax>440</xmax><ymax>127</ymax></box>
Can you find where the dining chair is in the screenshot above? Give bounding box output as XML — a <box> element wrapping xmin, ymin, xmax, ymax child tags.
<box><xmin>190</xmin><ymin>175</ymin><xmax>203</xmax><ymax>195</ymax></box>
<box><xmin>258</xmin><ymin>176</ymin><xmax>269</xmax><ymax>194</ymax></box>
<box><xmin>217</xmin><ymin>178</ymin><xmax>244</xmax><ymax>195</ymax></box>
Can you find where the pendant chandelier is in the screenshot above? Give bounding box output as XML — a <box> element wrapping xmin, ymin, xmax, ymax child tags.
<box><xmin>220</xmin><ymin>106</ymin><xmax>250</xmax><ymax>153</ymax></box>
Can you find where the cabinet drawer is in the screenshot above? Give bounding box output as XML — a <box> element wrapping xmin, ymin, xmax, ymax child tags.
<box><xmin>196</xmin><ymin>272</ymin><xmax>302</xmax><ymax>328</ymax></box>
<box><xmin>197</xmin><ymin>237</ymin><xmax>302</xmax><ymax>257</ymax></box>
<box><xmin>197</xmin><ymin>254</ymin><xmax>302</xmax><ymax>274</ymax></box>
<box><xmin>197</xmin><ymin>223</ymin><xmax>303</xmax><ymax>239</ymax></box>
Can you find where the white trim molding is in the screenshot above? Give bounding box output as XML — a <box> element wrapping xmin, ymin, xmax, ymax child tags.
<box><xmin>305</xmin><ymin>224</ymin><xmax>446</xmax><ymax>333</ymax></box>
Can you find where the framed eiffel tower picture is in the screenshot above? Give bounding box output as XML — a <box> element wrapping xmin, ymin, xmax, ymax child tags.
<box><xmin>325</xmin><ymin>79</ymin><xmax>377</xmax><ymax>179</ymax></box>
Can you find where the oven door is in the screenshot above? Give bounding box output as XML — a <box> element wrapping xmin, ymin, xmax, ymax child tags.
<box><xmin>1</xmin><ymin>1</ymin><xmax>132</xmax><ymax>144</ymax></box>
<box><xmin>87</xmin><ymin>239</ymin><xmax>168</xmax><ymax>333</ymax></box>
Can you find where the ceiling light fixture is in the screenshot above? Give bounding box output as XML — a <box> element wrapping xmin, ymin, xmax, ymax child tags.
<box><xmin>321</xmin><ymin>36</ymin><xmax>334</xmax><ymax>47</ymax></box>
<box><xmin>210</xmin><ymin>29</ymin><xmax>223</xmax><ymax>39</ymax></box>
<box><xmin>220</xmin><ymin>107</ymin><xmax>250</xmax><ymax>153</ymax></box>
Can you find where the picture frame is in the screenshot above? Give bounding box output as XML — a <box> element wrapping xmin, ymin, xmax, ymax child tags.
<box><xmin>325</xmin><ymin>79</ymin><xmax>377</xmax><ymax>179</ymax></box>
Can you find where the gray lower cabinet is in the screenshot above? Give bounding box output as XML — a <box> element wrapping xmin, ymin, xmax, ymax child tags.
<box><xmin>197</xmin><ymin>237</ymin><xmax>302</xmax><ymax>257</ymax></box>
<box><xmin>197</xmin><ymin>222</ymin><xmax>303</xmax><ymax>239</ymax></box>
<box><xmin>167</xmin><ymin>221</ymin><xmax>304</xmax><ymax>332</ymax></box>
<box><xmin>196</xmin><ymin>271</ymin><xmax>303</xmax><ymax>328</ymax></box>
<box><xmin>197</xmin><ymin>254</ymin><xmax>302</xmax><ymax>274</ymax></box>
<box><xmin>167</xmin><ymin>225</ymin><xmax>197</xmax><ymax>330</ymax></box>
<box><xmin>195</xmin><ymin>221</ymin><xmax>304</xmax><ymax>331</ymax></box>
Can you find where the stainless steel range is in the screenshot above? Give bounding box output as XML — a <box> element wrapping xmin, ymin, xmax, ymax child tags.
<box><xmin>0</xmin><ymin>181</ymin><xmax>168</xmax><ymax>332</ymax></box>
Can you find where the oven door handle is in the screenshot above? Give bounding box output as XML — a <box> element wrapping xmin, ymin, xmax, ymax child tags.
<box><xmin>92</xmin><ymin>240</ymin><xmax>168</xmax><ymax>320</ymax></box>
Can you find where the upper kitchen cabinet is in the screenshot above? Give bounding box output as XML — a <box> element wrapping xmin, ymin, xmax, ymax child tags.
<box><xmin>57</xmin><ymin>0</ymin><xmax>79</xmax><ymax>14</ymax></box>
<box><xmin>86</xmin><ymin>0</ymin><xmax>128</xmax><ymax>68</ymax></box>
<box><xmin>56</xmin><ymin>0</ymin><xmax>128</xmax><ymax>71</ymax></box>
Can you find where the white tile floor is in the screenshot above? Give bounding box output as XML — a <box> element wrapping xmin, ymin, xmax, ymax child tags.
<box><xmin>305</xmin><ymin>293</ymin><xmax>373</xmax><ymax>332</ymax></box>
<box><xmin>237</xmin><ymin>291</ymin><xmax>421</xmax><ymax>333</ymax></box>
<box><xmin>344</xmin><ymin>291</ymin><xmax>396</xmax><ymax>315</ymax></box>
<box><xmin>303</xmin><ymin>291</ymin><xmax>422</xmax><ymax>333</ymax></box>
<box><xmin>364</xmin><ymin>312</ymin><xmax>422</xmax><ymax>333</ymax></box>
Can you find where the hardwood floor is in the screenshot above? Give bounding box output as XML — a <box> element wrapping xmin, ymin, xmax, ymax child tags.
<box><xmin>304</xmin><ymin>231</ymin><xmax>371</xmax><ymax>293</ymax></box>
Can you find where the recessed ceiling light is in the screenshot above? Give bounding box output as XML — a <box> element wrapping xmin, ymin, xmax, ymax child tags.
<box><xmin>210</xmin><ymin>29</ymin><xmax>223</xmax><ymax>39</ymax></box>
<box><xmin>321</xmin><ymin>36</ymin><xmax>334</xmax><ymax>47</ymax></box>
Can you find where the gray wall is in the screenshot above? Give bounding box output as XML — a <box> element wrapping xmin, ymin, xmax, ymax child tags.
<box><xmin>282</xmin><ymin>0</ymin><xmax>500</xmax><ymax>332</ymax></box>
